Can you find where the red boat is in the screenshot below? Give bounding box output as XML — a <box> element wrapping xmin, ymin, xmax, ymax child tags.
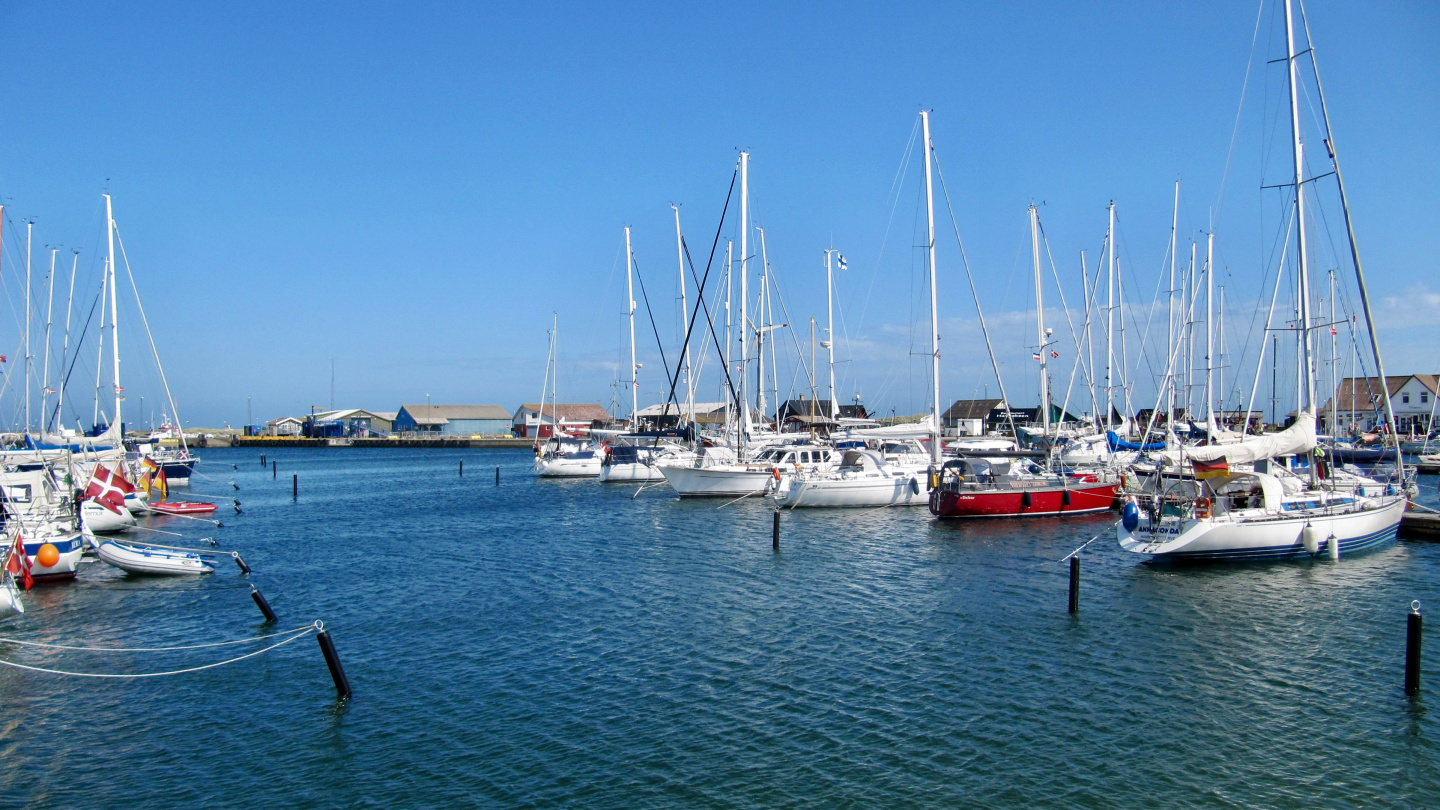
<box><xmin>929</xmin><ymin>458</ymin><xmax>1119</xmax><ymax>518</ymax></box>
<box><xmin>149</xmin><ymin>501</ymin><xmax>218</xmax><ymax>516</ymax></box>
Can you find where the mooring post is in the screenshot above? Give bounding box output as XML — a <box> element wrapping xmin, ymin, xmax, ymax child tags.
<box><xmin>316</xmin><ymin>623</ymin><xmax>352</xmax><ymax>699</ymax></box>
<box><xmin>1068</xmin><ymin>556</ymin><xmax>1081</xmax><ymax>614</ymax></box>
<box><xmin>261</xmin><ymin>454</ymin><xmax>266</xmax><ymax>466</ymax></box>
<box><xmin>1406</xmin><ymin>600</ymin><xmax>1423</xmax><ymax>696</ymax></box>
<box><xmin>273</xmin><ymin>461</ymin><xmax>277</xmax><ymax>479</ymax></box>
<box><xmin>459</xmin><ymin>460</ymin><xmax>464</xmax><ymax>477</ymax></box>
<box><xmin>250</xmin><ymin>586</ymin><xmax>278</xmax><ymax>623</ymax></box>
<box><xmin>293</xmin><ymin>474</ymin><xmax>298</xmax><ymax>500</ymax></box>
<box><xmin>772</xmin><ymin>510</ymin><xmax>780</xmax><ymax>551</ymax></box>
<box><xmin>495</xmin><ymin>466</ymin><xmax>500</xmax><ymax>486</ymax></box>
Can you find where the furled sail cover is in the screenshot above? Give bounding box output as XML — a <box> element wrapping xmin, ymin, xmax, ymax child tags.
<box><xmin>1160</xmin><ymin>411</ymin><xmax>1316</xmax><ymax>465</ymax></box>
<box><xmin>843</xmin><ymin>414</ymin><xmax>938</xmax><ymax>439</ymax></box>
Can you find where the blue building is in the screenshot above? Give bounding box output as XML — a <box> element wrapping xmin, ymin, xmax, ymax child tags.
<box><xmin>393</xmin><ymin>404</ymin><xmax>512</xmax><ymax>436</ymax></box>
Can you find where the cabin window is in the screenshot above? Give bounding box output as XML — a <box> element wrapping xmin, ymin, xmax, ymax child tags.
<box><xmin>781</xmin><ymin>453</ymin><xmax>794</xmax><ymax>464</ymax></box>
<box><xmin>4</xmin><ymin>485</ymin><xmax>31</xmax><ymax>503</ymax></box>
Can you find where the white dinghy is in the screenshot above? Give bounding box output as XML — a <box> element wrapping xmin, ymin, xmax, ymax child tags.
<box><xmin>96</xmin><ymin>539</ymin><xmax>215</xmax><ymax>576</ymax></box>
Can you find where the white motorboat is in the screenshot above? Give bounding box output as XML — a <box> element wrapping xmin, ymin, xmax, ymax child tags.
<box><xmin>774</xmin><ymin>449</ymin><xmax>926</xmax><ymax>508</ymax></box>
<box><xmin>96</xmin><ymin>539</ymin><xmax>214</xmax><ymax>575</ymax></box>
<box><xmin>660</xmin><ymin>444</ymin><xmax>837</xmax><ymax>497</ymax></box>
<box><xmin>8</xmin><ymin>523</ymin><xmax>86</xmax><ymax>582</ymax></box>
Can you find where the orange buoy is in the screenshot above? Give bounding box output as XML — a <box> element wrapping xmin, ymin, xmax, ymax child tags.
<box><xmin>36</xmin><ymin>543</ymin><xmax>60</xmax><ymax>568</ymax></box>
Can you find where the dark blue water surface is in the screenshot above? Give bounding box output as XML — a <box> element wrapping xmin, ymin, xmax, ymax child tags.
<box><xmin>0</xmin><ymin>447</ymin><xmax>1437</xmax><ymax>807</ymax></box>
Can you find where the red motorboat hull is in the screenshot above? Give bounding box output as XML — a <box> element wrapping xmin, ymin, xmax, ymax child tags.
<box><xmin>929</xmin><ymin>481</ymin><xmax>1119</xmax><ymax>518</ymax></box>
<box><xmin>150</xmin><ymin>502</ymin><xmax>218</xmax><ymax>515</ymax></box>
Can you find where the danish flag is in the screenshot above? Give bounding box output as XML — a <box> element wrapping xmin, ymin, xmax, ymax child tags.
<box><xmin>85</xmin><ymin>464</ymin><xmax>136</xmax><ymax>514</ymax></box>
<box><xmin>6</xmin><ymin>533</ymin><xmax>32</xmax><ymax>590</ymax></box>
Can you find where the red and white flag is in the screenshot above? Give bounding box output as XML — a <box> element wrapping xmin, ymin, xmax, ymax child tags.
<box><xmin>85</xmin><ymin>464</ymin><xmax>136</xmax><ymax>513</ymax></box>
<box><xmin>6</xmin><ymin>533</ymin><xmax>32</xmax><ymax>590</ymax></box>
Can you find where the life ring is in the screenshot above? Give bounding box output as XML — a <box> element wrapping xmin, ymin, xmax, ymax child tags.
<box><xmin>772</xmin><ymin>467</ymin><xmax>781</xmax><ymax>481</ymax></box>
<box><xmin>1196</xmin><ymin>497</ymin><xmax>1212</xmax><ymax>519</ymax></box>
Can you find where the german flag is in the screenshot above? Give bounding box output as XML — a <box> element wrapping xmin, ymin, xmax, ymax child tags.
<box><xmin>1193</xmin><ymin>458</ymin><xmax>1230</xmax><ymax>480</ymax></box>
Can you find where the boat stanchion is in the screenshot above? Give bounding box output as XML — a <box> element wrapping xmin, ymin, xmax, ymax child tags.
<box><xmin>251</xmin><ymin>586</ymin><xmax>278</xmax><ymax>623</ymax></box>
<box><xmin>1068</xmin><ymin>556</ymin><xmax>1080</xmax><ymax>614</ymax></box>
<box><xmin>232</xmin><ymin>552</ymin><xmax>251</xmax><ymax>575</ymax></box>
<box><xmin>772</xmin><ymin>510</ymin><xmax>780</xmax><ymax>551</ymax></box>
<box><xmin>293</xmin><ymin>474</ymin><xmax>298</xmax><ymax>500</ymax></box>
<box><xmin>1406</xmin><ymin>600</ymin><xmax>1423</xmax><ymax>696</ymax></box>
<box><xmin>315</xmin><ymin>621</ymin><xmax>352</xmax><ymax>699</ymax></box>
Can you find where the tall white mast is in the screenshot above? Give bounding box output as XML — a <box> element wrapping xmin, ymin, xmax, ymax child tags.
<box><xmin>624</xmin><ymin>226</ymin><xmax>638</xmax><ymax>431</ymax></box>
<box><xmin>1284</xmin><ymin>0</ymin><xmax>1317</xmax><ymax>434</ymax></box>
<box><xmin>920</xmin><ymin>110</ymin><xmax>942</xmax><ymax>467</ymax></box>
<box><xmin>737</xmin><ymin>151</ymin><xmax>751</xmax><ymax>447</ymax></box>
<box><xmin>1204</xmin><ymin>228</ymin><xmax>1215</xmax><ymax>442</ymax></box>
<box><xmin>106</xmin><ymin>194</ymin><xmax>121</xmax><ymax>433</ymax></box>
<box><xmin>1030</xmin><ymin>205</ymin><xmax>1050</xmax><ymax>438</ymax></box>
<box><xmin>755</xmin><ymin>245</ymin><xmax>767</xmax><ymax>424</ymax></box>
<box><xmin>24</xmin><ymin>221</ymin><xmax>32</xmax><ymax>433</ymax></box>
<box><xmin>723</xmin><ymin>240</ymin><xmax>732</xmax><ymax>434</ymax></box>
<box><xmin>1105</xmin><ymin>202</ymin><xmax>1115</xmax><ymax>428</ymax></box>
<box><xmin>824</xmin><ymin>249</ymin><xmax>837</xmax><ymax>420</ymax></box>
<box><xmin>1328</xmin><ymin>269</ymin><xmax>1337</xmax><ymax>435</ymax></box>
<box><xmin>41</xmin><ymin>247</ymin><xmax>57</xmax><ymax>435</ymax></box>
<box><xmin>54</xmin><ymin>251</ymin><xmax>79</xmax><ymax>433</ymax></box>
<box><xmin>1168</xmin><ymin>182</ymin><xmax>1179</xmax><ymax>422</ymax></box>
<box><xmin>672</xmin><ymin>205</ymin><xmax>694</xmax><ymax>427</ymax></box>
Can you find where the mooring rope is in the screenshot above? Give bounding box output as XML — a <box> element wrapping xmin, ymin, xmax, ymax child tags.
<box><xmin>0</xmin><ymin>623</ymin><xmax>320</xmax><ymax>678</ymax></box>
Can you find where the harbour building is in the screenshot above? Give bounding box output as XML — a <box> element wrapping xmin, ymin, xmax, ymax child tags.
<box><xmin>392</xmin><ymin>405</ymin><xmax>512</xmax><ymax>437</ymax></box>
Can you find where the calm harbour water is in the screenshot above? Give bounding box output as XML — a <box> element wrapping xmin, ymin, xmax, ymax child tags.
<box><xmin>0</xmin><ymin>446</ymin><xmax>1437</xmax><ymax>807</ymax></box>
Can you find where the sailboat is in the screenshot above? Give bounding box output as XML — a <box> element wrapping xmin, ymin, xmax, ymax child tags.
<box><xmin>532</xmin><ymin>316</ymin><xmax>604</xmax><ymax>478</ymax></box>
<box><xmin>932</xmin><ymin>203</ymin><xmax>1119</xmax><ymax>518</ymax></box>
<box><xmin>1118</xmin><ymin>0</ymin><xmax>1407</xmax><ymax>561</ymax></box>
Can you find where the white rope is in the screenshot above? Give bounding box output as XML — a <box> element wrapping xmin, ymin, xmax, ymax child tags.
<box><xmin>0</xmin><ymin>623</ymin><xmax>315</xmax><ymax>652</ymax></box>
<box><xmin>0</xmin><ymin>625</ymin><xmax>318</xmax><ymax>678</ymax></box>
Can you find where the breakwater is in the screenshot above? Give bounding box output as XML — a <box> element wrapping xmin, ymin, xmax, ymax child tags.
<box><xmin>230</xmin><ymin>436</ymin><xmax>531</xmax><ymax>449</ymax></box>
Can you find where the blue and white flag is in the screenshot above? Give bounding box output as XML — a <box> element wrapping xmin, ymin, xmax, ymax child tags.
<box><xmin>836</xmin><ymin>254</ymin><xmax>847</xmax><ymax>271</ymax></box>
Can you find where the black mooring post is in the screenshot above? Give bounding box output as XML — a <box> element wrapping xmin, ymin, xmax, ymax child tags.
<box><xmin>1068</xmin><ymin>556</ymin><xmax>1081</xmax><ymax>614</ymax></box>
<box><xmin>772</xmin><ymin>511</ymin><xmax>780</xmax><ymax>551</ymax></box>
<box><xmin>273</xmin><ymin>461</ymin><xmax>277</xmax><ymax>479</ymax></box>
<box><xmin>261</xmin><ymin>454</ymin><xmax>266</xmax><ymax>466</ymax></box>
<box><xmin>251</xmin><ymin>586</ymin><xmax>278</xmax><ymax>623</ymax></box>
<box><xmin>1406</xmin><ymin>601</ymin><xmax>1423</xmax><ymax>696</ymax></box>
<box><xmin>293</xmin><ymin>474</ymin><xmax>298</xmax><ymax>500</ymax></box>
<box><xmin>459</xmin><ymin>460</ymin><xmax>464</xmax><ymax>477</ymax></box>
<box><xmin>495</xmin><ymin>466</ymin><xmax>500</xmax><ymax>486</ymax></box>
<box><xmin>316</xmin><ymin>625</ymin><xmax>352</xmax><ymax>699</ymax></box>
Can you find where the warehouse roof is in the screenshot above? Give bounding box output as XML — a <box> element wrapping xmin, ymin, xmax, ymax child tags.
<box><xmin>516</xmin><ymin>403</ymin><xmax>612</xmax><ymax>423</ymax></box>
<box><xmin>399</xmin><ymin>404</ymin><xmax>511</xmax><ymax>420</ymax></box>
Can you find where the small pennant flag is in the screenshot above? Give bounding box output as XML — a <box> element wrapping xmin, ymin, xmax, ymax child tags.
<box><xmin>1050</xmin><ymin>350</ymin><xmax>1059</xmax><ymax>358</ymax></box>
<box><xmin>1329</xmin><ymin>326</ymin><xmax>1338</xmax><ymax>336</ymax></box>
<box><xmin>836</xmin><ymin>254</ymin><xmax>847</xmax><ymax>271</ymax></box>
<box><xmin>1032</xmin><ymin>352</ymin><xmax>1042</xmax><ymax>361</ymax></box>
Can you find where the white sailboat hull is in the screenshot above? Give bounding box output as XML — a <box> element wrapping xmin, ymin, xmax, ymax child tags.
<box><xmin>659</xmin><ymin>465</ymin><xmax>776</xmax><ymax>498</ymax></box>
<box><xmin>80</xmin><ymin>501</ymin><xmax>137</xmax><ymax>534</ymax></box>
<box><xmin>533</xmin><ymin>455</ymin><xmax>602</xmax><ymax>478</ymax></box>
<box><xmin>1119</xmin><ymin>496</ymin><xmax>1404</xmax><ymax>562</ymax></box>
<box><xmin>777</xmin><ymin>472</ymin><xmax>926</xmax><ymax>508</ymax></box>
<box><xmin>598</xmin><ymin>462</ymin><xmax>668</xmax><ymax>482</ymax></box>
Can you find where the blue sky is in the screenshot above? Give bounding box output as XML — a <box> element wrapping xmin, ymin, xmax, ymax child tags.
<box><xmin>0</xmin><ymin>1</ymin><xmax>1435</xmax><ymax>428</ymax></box>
